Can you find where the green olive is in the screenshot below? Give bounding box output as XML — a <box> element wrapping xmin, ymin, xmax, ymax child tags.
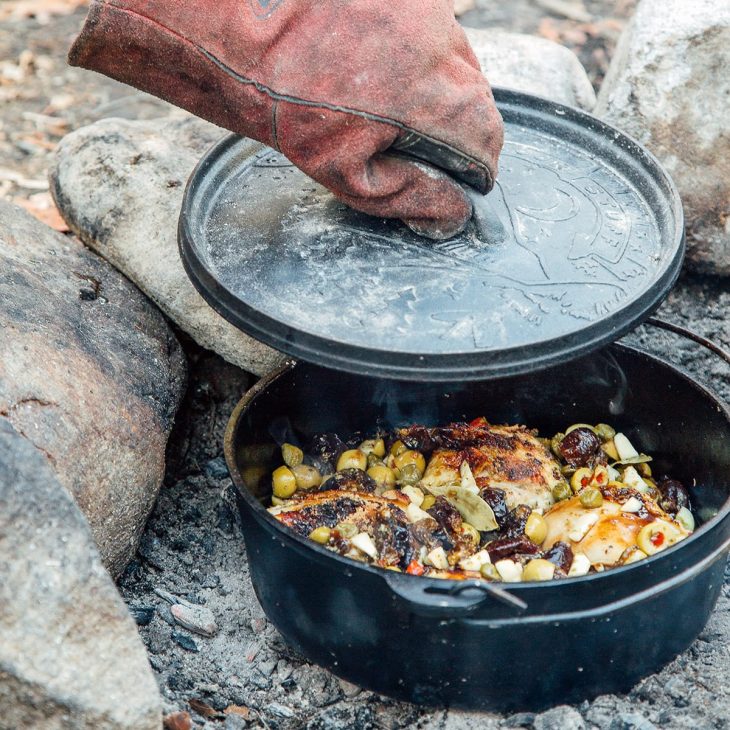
<box><xmin>360</xmin><ymin>438</ymin><xmax>386</xmax><ymax>458</ymax></box>
<box><xmin>335</xmin><ymin>522</ymin><xmax>358</xmax><ymax>539</ymax></box>
<box><xmin>551</xmin><ymin>432</ymin><xmax>565</xmax><ymax>458</ymax></box>
<box><xmin>291</xmin><ymin>464</ymin><xmax>321</xmax><ymax>490</ymax></box>
<box><xmin>565</xmin><ymin>423</ymin><xmax>597</xmax><ymax>435</ymax></box>
<box><xmin>479</xmin><ymin>563</ymin><xmax>500</xmax><ymax>580</ymax></box>
<box><xmin>522</xmin><ymin>558</ymin><xmax>556</xmax><ymax>582</ymax></box>
<box><xmin>637</xmin><ymin>520</ymin><xmax>684</xmax><ymax>555</ymax></box>
<box><xmin>594</xmin><ymin>423</ymin><xmax>616</xmax><ymax>442</ymax></box>
<box><xmin>367</xmin><ymin>453</ymin><xmax>384</xmax><ymax>469</ymax></box>
<box><xmin>390</xmin><ymin>440</ymin><xmax>408</xmax><ymax>457</ymax></box>
<box><xmin>398</xmin><ymin>463</ymin><xmax>422</xmax><ymax>486</ymax></box>
<box><xmin>367</xmin><ymin>464</ymin><xmax>397</xmax><ymax>489</ymax></box>
<box><xmin>461</xmin><ymin>522</ymin><xmax>480</xmax><ymax>547</ymax></box>
<box><xmin>552</xmin><ymin>481</ymin><xmax>573</xmax><ymax>502</ymax></box>
<box><xmin>309</xmin><ymin>526</ymin><xmax>332</xmax><ymax>544</ymax></box>
<box><xmin>571</xmin><ymin>467</ymin><xmax>594</xmax><ymax>493</ymax></box>
<box><xmin>421</xmin><ymin>494</ymin><xmax>436</xmax><ymax>511</ymax></box>
<box><xmin>394</xmin><ymin>450</ymin><xmax>426</xmax><ymax>476</ymax></box>
<box><xmin>281</xmin><ymin>443</ymin><xmax>304</xmax><ymax>468</ymax></box>
<box><xmin>336</xmin><ymin>449</ymin><xmax>367</xmax><ymax>472</ymax></box>
<box><xmin>561</xmin><ymin>465</ymin><xmax>576</xmax><ymax>477</ymax></box>
<box><xmin>579</xmin><ymin>487</ymin><xmax>603</xmax><ymax>509</ymax></box>
<box><xmin>272</xmin><ymin>465</ymin><xmax>297</xmax><ymax>498</ymax></box>
<box><xmin>524</xmin><ymin>512</ymin><xmax>548</xmax><ymax>545</ymax></box>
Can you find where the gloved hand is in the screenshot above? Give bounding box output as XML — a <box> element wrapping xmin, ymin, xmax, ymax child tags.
<box><xmin>69</xmin><ymin>0</ymin><xmax>504</xmax><ymax>239</ymax></box>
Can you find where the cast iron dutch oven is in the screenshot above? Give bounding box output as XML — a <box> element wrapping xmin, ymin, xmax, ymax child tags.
<box><xmin>224</xmin><ymin>334</ymin><xmax>730</xmax><ymax>711</ymax></box>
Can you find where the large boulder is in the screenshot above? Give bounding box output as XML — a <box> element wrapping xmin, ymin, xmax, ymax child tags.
<box><xmin>0</xmin><ymin>418</ymin><xmax>162</xmax><ymax>729</ymax></box>
<box><xmin>464</xmin><ymin>28</ymin><xmax>596</xmax><ymax>109</ymax></box>
<box><xmin>0</xmin><ymin>201</ymin><xmax>186</xmax><ymax>576</ymax></box>
<box><xmin>49</xmin><ymin>116</ymin><xmax>285</xmax><ymax>377</ymax></box>
<box><xmin>595</xmin><ymin>0</ymin><xmax>730</xmax><ymax>275</ymax></box>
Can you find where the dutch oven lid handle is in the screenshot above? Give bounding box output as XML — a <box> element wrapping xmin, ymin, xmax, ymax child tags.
<box><xmin>646</xmin><ymin>317</ymin><xmax>730</xmax><ymax>367</ymax></box>
<box><xmin>382</xmin><ymin>574</ymin><xmax>528</xmax><ymax>618</ymax></box>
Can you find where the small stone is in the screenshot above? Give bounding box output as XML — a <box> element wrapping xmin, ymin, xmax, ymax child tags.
<box><xmin>171</xmin><ymin>631</ymin><xmax>199</xmax><ymax>652</ymax></box>
<box><xmin>129</xmin><ymin>605</ymin><xmax>156</xmax><ymax>626</ymax></box>
<box><xmin>170</xmin><ymin>602</ymin><xmax>218</xmax><ymax>637</ymax></box>
<box><xmin>337</xmin><ymin>678</ymin><xmax>362</xmax><ymax>698</ymax></box>
<box><xmin>503</xmin><ymin>712</ymin><xmax>536</xmax><ymax>728</ymax></box>
<box><xmin>163</xmin><ymin>711</ymin><xmax>193</xmax><ymax>730</ymax></box>
<box><xmin>609</xmin><ymin>713</ymin><xmax>657</xmax><ymax>730</ymax></box>
<box><xmin>533</xmin><ymin>706</ymin><xmax>585</xmax><ymax>730</ymax></box>
<box><xmin>225</xmin><ymin>716</ymin><xmax>248</xmax><ymax>730</ymax></box>
<box><xmin>204</xmin><ymin>456</ymin><xmax>229</xmax><ymax>480</ymax></box>
<box><xmin>268</xmin><ymin>703</ymin><xmax>295</xmax><ymax>719</ymax></box>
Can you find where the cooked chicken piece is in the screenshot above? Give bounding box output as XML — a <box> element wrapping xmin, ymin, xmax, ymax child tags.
<box><xmin>268</xmin><ymin>490</ymin><xmax>471</xmax><ymax>569</ymax></box>
<box><xmin>542</xmin><ymin>487</ymin><xmax>688</xmax><ymax>567</ymax></box>
<box><xmin>410</xmin><ymin>422</ymin><xmax>563</xmax><ymax>512</ymax></box>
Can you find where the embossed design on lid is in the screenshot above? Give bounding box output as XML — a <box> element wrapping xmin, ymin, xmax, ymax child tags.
<box><xmin>179</xmin><ymin>89</ymin><xmax>684</xmax><ymax>381</ymax></box>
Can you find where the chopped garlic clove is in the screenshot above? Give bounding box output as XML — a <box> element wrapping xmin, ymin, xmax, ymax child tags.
<box><xmin>607</xmin><ymin>464</ymin><xmax>621</xmax><ymax>482</ymax></box>
<box><xmin>623</xmin><ymin>548</ymin><xmax>648</xmax><ymax>564</ymax></box>
<box><xmin>405</xmin><ymin>502</ymin><xmax>432</xmax><ymax>523</ymax></box>
<box><xmin>401</xmin><ymin>485</ymin><xmax>424</xmax><ymax>507</ymax></box>
<box><xmin>426</xmin><ymin>546</ymin><xmax>450</xmax><ymax>570</ymax></box>
<box><xmin>458</xmin><ymin>549</ymin><xmax>492</xmax><ymax>572</ymax></box>
<box><xmin>351</xmin><ymin>532</ymin><xmax>378</xmax><ymax>560</ymax></box>
<box><xmin>568</xmin><ymin>553</ymin><xmax>591</xmax><ymax>577</ymax></box>
<box><xmin>621</xmin><ymin>496</ymin><xmax>643</xmax><ymax>513</ymax></box>
<box><xmin>459</xmin><ymin>460</ymin><xmax>479</xmax><ymax>493</ymax></box>
<box><xmin>494</xmin><ymin>559</ymin><xmax>523</xmax><ymax>583</ymax></box>
<box><xmin>614</xmin><ymin>433</ymin><xmax>639</xmax><ymax>461</ymax></box>
<box><xmin>622</xmin><ymin>466</ymin><xmax>649</xmax><ymax>493</ymax></box>
<box><xmin>567</xmin><ymin>512</ymin><xmax>600</xmax><ymax>542</ymax></box>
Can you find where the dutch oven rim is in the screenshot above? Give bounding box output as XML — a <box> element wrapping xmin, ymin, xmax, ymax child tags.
<box><xmin>224</xmin><ymin>341</ymin><xmax>730</xmax><ymax>601</ymax></box>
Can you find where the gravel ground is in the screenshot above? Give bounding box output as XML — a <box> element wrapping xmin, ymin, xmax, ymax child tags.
<box><xmin>117</xmin><ymin>272</ymin><xmax>730</xmax><ymax>730</ymax></box>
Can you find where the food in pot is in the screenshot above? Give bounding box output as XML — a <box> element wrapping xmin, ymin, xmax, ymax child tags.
<box><xmin>267</xmin><ymin>418</ymin><xmax>694</xmax><ymax>581</ymax></box>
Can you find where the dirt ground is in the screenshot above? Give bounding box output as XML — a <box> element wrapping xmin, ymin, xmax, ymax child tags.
<box><xmin>0</xmin><ymin>0</ymin><xmax>635</xmax><ymax>229</ymax></box>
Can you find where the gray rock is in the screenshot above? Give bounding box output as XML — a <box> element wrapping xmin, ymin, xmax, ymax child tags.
<box><xmin>595</xmin><ymin>0</ymin><xmax>730</xmax><ymax>275</ymax></box>
<box><xmin>49</xmin><ymin>116</ymin><xmax>285</xmax><ymax>377</ymax></box>
<box><xmin>0</xmin><ymin>419</ymin><xmax>161</xmax><ymax>730</ymax></box>
<box><xmin>0</xmin><ymin>201</ymin><xmax>186</xmax><ymax>576</ymax></box>
<box><xmin>533</xmin><ymin>706</ymin><xmax>586</xmax><ymax>730</ymax></box>
<box><xmin>464</xmin><ymin>28</ymin><xmax>596</xmax><ymax>109</ymax></box>
<box><xmin>609</xmin><ymin>713</ymin><xmax>657</xmax><ymax>730</ymax></box>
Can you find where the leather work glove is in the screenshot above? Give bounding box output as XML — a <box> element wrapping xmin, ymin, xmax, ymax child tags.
<box><xmin>69</xmin><ymin>0</ymin><xmax>504</xmax><ymax>239</ymax></box>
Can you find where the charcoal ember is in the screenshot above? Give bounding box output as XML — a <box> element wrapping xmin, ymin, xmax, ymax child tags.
<box><xmin>559</xmin><ymin>428</ymin><xmax>602</xmax><ymax>468</ymax></box>
<box><xmin>427</xmin><ymin>496</ymin><xmax>463</xmax><ymax>535</ymax></box>
<box><xmin>486</xmin><ymin>535</ymin><xmax>540</xmax><ymax>562</ymax></box>
<box><xmin>396</xmin><ymin>425</ymin><xmax>439</xmax><ymax>452</ymax></box>
<box><xmin>543</xmin><ymin>541</ymin><xmax>574</xmax><ymax>574</ymax></box>
<box><xmin>480</xmin><ymin>487</ymin><xmax>509</xmax><ymax>528</ymax></box>
<box><xmin>309</xmin><ymin>432</ymin><xmax>346</xmax><ymax>471</ymax></box>
<box><xmin>319</xmin><ymin>469</ymin><xmax>376</xmax><ymax>493</ymax></box>
<box><xmin>656</xmin><ymin>477</ymin><xmax>690</xmax><ymax>516</ymax></box>
<box><xmin>503</xmin><ymin>505</ymin><xmax>532</xmax><ymax>537</ymax></box>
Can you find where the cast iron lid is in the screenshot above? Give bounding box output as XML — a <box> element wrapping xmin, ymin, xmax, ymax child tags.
<box><xmin>179</xmin><ymin>88</ymin><xmax>684</xmax><ymax>381</ymax></box>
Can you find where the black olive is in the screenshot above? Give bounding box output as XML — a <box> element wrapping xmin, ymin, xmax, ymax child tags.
<box><xmin>320</xmin><ymin>468</ymin><xmax>376</xmax><ymax>493</ymax></box>
<box><xmin>502</xmin><ymin>505</ymin><xmax>532</xmax><ymax>538</ymax></box>
<box><xmin>656</xmin><ymin>477</ymin><xmax>690</xmax><ymax>516</ymax></box>
<box><xmin>559</xmin><ymin>427</ymin><xmax>602</xmax><ymax>468</ymax></box>
<box><xmin>480</xmin><ymin>487</ymin><xmax>509</xmax><ymax>528</ymax></box>
<box><xmin>543</xmin><ymin>541</ymin><xmax>574</xmax><ymax>574</ymax></box>
<box><xmin>485</xmin><ymin>535</ymin><xmax>540</xmax><ymax>562</ymax></box>
<box><xmin>309</xmin><ymin>432</ymin><xmax>346</xmax><ymax>471</ymax></box>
